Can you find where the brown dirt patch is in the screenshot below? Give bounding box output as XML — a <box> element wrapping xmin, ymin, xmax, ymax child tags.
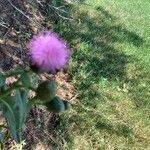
<box><xmin>0</xmin><ymin>1</ymin><xmax>75</xmax><ymax>149</ymax></box>
<box><xmin>0</xmin><ymin>0</ymin><xmax>44</xmax><ymax>72</ymax></box>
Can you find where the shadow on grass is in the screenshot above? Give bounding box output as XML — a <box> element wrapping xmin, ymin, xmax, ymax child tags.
<box><xmin>53</xmin><ymin>10</ymin><xmax>144</xmax><ymax>81</ymax></box>
<box><xmin>43</xmin><ymin>3</ymin><xmax>146</xmax><ymax>147</ymax></box>
<box><xmin>38</xmin><ymin>1</ymin><xmax>144</xmax><ymax>85</ymax></box>
<box><xmin>51</xmin><ymin>5</ymin><xmax>145</xmax><ymax>109</ymax></box>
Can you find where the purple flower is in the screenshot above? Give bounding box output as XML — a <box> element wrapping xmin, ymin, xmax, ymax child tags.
<box><xmin>28</xmin><ymin>31</ymin><xmax>70</xmax><ymax>74</ymax></box>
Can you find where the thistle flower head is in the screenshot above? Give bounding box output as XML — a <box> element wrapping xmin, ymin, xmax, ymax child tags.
<box><xmin>28</xmin><ymin>31</ymin><xmax>70</xmax><ymax>74</ymax></box>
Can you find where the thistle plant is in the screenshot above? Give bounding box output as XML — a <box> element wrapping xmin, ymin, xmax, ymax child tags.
<box><xmin>0</xmin><ymin>31</ymin><xmax>70</xmax><ymax>145</ymax></box>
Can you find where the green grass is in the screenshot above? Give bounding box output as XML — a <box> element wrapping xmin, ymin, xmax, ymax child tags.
<box><xmin>48</xmin><ymin>0</ymin><xmax>150</xmax><ymax>149</ymax></box>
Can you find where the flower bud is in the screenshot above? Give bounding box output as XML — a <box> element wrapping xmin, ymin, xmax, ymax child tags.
<box><xmin>36</xmin><ymin>80</ymin><xmax>57</xmax><ymax>103</ymax></box>
<box><xmin>45</xmin><ymin>96</ymin><xmax>70</xmax><ymax>113</ymax></box>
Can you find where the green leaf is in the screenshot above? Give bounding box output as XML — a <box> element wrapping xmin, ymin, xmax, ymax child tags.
<box><xmin>45</xmin><ymin>96</ymin><xmax>70</xmax><ymax>113</ymax></box>
<box><xmin>0</xmin><ymin>90</ymin><xmax>28</xmax><ymax>143</ymax></box>
<box><xmin>0</xmin><ymin>131</ymin><xmax>4</xmax><ymax>150</ymax></box>
<box><xmin>0</xmin><ymin>99</ymin><xmax>19</xmax><ymax>142</ymax></box>
<box><xmin>5</xmin><ymin>67</ymin><xmax>24</xmax><ymax>77</ymax></box>
<box><xmin>0</xmin><ymin>73</ymin><xmax>6</xmax><ymax>88</ymax></box>
<box><xmin>13</xmin><ymin>90</ymin><xmax>28</xmax><ymax>132</ymax></box>
<box><xmin>36</xmin><ymin>80</ymin><xmax>57</xmax><ymax>103</ymax></box>
<box><xmin>0</xmin><ymin>132</ymin><xmax>5</xmax><ymax>142</ymax></box>
<box><xmin>20</xmin><ymin>72</ymin><xmax>31</xmax><ymax>88</ymax></box>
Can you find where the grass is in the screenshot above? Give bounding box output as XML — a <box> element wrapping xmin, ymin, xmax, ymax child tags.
<box><xmin>1</xmin><ymin>0</ymin><xmax>150</xmax><ymax>149</ymax></box>
<box><xmin>47</xmin><ymin>0</ymin><xmax>150</xmax><ymax>149</ymax></box>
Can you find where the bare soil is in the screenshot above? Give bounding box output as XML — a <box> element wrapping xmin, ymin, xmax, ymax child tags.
<box><xmin>0</xmin><ymin>1</ymin><xmax>75</xmax><ymax>149</ymax></box>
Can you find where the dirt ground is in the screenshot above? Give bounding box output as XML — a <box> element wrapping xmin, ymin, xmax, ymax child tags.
<box><xmin>0</xmin><ymin>0</ymin><xmax>75</xmax><ymax>149</ymax></box>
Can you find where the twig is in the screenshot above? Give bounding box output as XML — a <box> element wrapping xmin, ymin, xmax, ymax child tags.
<box><xmin>0</xmin><ymin>46</ymin><xmax>23</xmax><ymax>65</ymax></box>
<box><xmin>48</xmin><ymin>5</ymin><xmax>69</xmax><ymax>14</ymax></box>
<box><xmin>55</xmin><ymin>11</ymin><xmax>74</xmax><ymax>20</ymax></box>
<box><xmin>7</xmin><ymin>0</ymin><xmax>30</xmax><ymax>20</ymax></box>
<box><xmin>70</xmin><ymin>93</ymin><xmax>79</xmax><ymax>103</ymax></box>
<box><xmin>47</xmin><ymin>4</ymin><xmax>74</xmax><ymax>20</ymax></box>
<box><xmin>43</xmin><ymin>131</ymin><xmax>63</xmax><ymax>149</ymax></box>
<box><xmin>3</xmin><ymin>27</ymin><xmax>12</xmax><ymax>38</ymax></box>
<box><xmin>7</xmin><ymin>0</ymin><xmax>44</xmax><ymax>29</ymax></box>
<box><xmin>35</xmin><ymin>0</ymin><xmax>43</xmax><ymax>6</ymax></box>
<box><xmin>18</xmin><ymin>36</ymin><xmax>23</xmax><ymax>60</ymax></box>
<box><xmin>0</xmin><ymin>22</ymin><xmax>9</xmax><ymax>29</ymax></box>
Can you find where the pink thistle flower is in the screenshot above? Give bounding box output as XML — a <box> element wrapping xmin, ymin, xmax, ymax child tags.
<box><xmin>28</xmin><ymin>31</ymin><xmax>70</xmax><ymax>74</ymax></box>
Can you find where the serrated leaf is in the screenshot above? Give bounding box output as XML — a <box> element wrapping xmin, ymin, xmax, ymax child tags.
<box><xmin>0</xmin><ymin>90</ymin><xmax>28</xmax><ymax>143</ymax></box>
<box><xmin>20</xmin><ymin>73</ymin><xmax>31</xmax><ymax>88</ymax></box>
<box><xmin>12</xmin><ymin>90</ymin><xmax>28</xmax><ymax>133</ymax></box>
<box><xmin>0</xmin><ymin>99</ymin><xmax>19</xmax><ymax>142</ymax></box>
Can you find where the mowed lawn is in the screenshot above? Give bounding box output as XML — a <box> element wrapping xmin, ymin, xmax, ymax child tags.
<box><xmin>52</xmin><ymin>0</ymin><xmax>150</xmax><ymax>149</ymax></box>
